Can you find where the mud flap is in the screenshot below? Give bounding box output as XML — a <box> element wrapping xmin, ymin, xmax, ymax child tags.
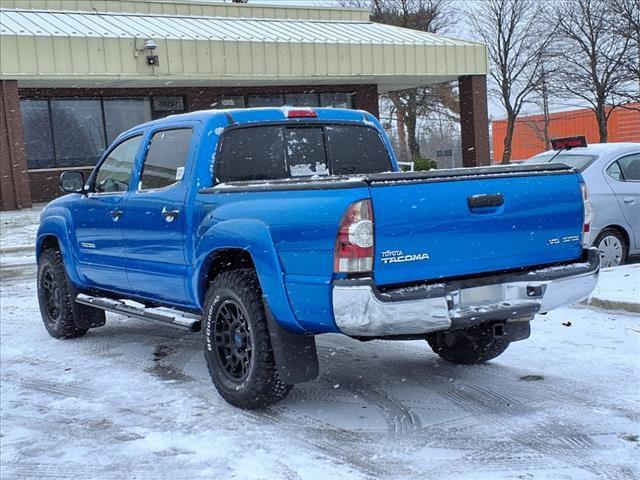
<box><xmin>265</xmin><ymin>304</ymin><xmax>319</xmax><ymax>384</ymax></box>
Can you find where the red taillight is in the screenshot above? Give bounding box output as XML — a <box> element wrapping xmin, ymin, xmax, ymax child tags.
<box><xmin>286</xmin><ymin>108</ymin><xmax>318</xmax><ymax>118</ymax></box>
<box><xmin>581</xmin><ymin>183</ymin><xmax>594</xmax><ymax>246</ymax></box>
<box><xmin>334</xmin><ymin>200</ymin><xmax>374</xmax><ymax>273</ymax></box>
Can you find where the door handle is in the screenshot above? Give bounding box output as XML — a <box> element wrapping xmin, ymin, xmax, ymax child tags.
<box><xmin>110</xmin><ymin>209</ymin><xmax>123</xmax><ymax>221</ymax></box>
<box><xmin>162</xmin><ymin>207</ymin><xmax>180</xmax><ymax>222</ymax></box>
<box><xmin>623</xmin><ymin>197</ymin><xmax>635</xmax><ymax>205</ymax></box>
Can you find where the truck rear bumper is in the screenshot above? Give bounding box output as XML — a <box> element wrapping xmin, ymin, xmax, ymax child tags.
<box><xmin>332</xmin><ymin>249</ymin><xmax>600</xmax><ymax>337</ymax></box>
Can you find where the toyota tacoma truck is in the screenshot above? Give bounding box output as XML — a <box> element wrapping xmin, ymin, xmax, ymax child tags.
<box><xmin>36</xmin><ymin>107</ymin><xmax>600</xmax><ymax>409</ymax></box>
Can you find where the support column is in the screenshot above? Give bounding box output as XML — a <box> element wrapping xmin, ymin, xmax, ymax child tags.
<box><xmin>459</xmin><ymin>75</ymin><xmax>490</xmax><ymax>167</ymax></box>
<box><xmin>354</xmin><ymin>84</ymin><xmax>380</xmax><ymax>118</ymax></box>
<box><xmin>0</xmin><ymin>80</ymin><xmax>32</xmax><ymax>210</ymax></box>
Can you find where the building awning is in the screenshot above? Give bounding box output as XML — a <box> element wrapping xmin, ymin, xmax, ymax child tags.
<box><xmin>0</xmin><ymin>7</ymin><xmax>488</xmax><ymax>92</ymax></box>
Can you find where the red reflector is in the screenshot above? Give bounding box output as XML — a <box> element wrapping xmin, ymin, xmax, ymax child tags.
<box><xmin>286</xmin><ymin>109</ymin><xmax>318</xmax><ymax>118</ymax></box>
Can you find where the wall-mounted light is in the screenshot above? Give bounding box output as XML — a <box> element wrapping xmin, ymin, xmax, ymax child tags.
<box><xmin>134</xmin><ymin>37</ymin><xmax>160</xmax><ymax>67</ymax></box>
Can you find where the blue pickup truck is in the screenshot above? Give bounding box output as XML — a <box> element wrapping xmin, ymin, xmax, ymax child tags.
<box><xmin>36</xmin><ymin>107</ymin><xmax>600</xmax><ymax>409</ymax></box>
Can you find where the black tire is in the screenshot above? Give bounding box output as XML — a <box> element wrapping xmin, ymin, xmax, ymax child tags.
<box><xmin>427</xmin><ymin>324</ymin><xmax>510</xmax><ymax>364</ymax></box>
<box><xmin>593</xmin><ymin>228</ymin><xmax>628</xmax><ymax>268</ymax></box>
<box><xmin>203</xmin><ymin>268</ymin><xmax>292</xmax><ymax>409</ymax></box>
<box><xmin>37</xmin><ymin>249</ymin><xmax>91</xmax><ymax>339</ymax></box>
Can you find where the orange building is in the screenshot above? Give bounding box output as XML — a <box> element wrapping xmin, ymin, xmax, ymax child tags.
<box><xmin>492</xmin><ymin>102</ymin><xmax>640</xmax><ymax>162</ymax></box>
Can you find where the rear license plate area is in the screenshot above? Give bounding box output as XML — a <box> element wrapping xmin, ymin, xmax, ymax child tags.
<box><xmin>459</xmin><ymin>284</ymin><xmax>503</xmax><ymax>308</ymax></box>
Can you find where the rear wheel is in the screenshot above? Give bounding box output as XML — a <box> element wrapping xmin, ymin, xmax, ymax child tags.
<box><xmin>594</xmin><ymin>228</ymin><xmax>628</xmax><ymax>268</ymax></box>
<box><xmin>203</xmin><ymin>269</ymin><xmax>291</xmax><ymax>409</ymax></box>
<box><xmin>427</xmin><ymin>324</ymin><xmax>510</xmax><ymax>364</ymax></box>
<box><xmin>37</xmin><ymin>249</ymin><xmax>90</xmax><ymax>339</ymax></box>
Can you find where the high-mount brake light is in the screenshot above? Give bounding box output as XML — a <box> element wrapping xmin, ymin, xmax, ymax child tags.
<box><xmin>286</xmin><ymin>109</ymin><xmax>318</xmax><ymax>118</ymax></box>
<box><xmin>581</xmin><ymin>183</ymin><xmax>594</xmax><ymax>246</ymax></box>
<box><xmin>334</xmin><ymin>200</ymin><xmax>374</xmax><ymax>274</ymax></box>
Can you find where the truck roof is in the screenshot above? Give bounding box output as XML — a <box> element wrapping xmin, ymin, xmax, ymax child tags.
<box><xmin>120</xmin><ymin>107</ymin><xmax>376</xmax><ymax>138</ymax></box>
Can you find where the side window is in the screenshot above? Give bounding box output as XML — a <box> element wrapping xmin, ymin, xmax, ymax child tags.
<box><xmin>606</xmin><ymin>161</ymin><xmax>623</xmax><ymax>181</ymax></box>
<box><xmin>140</xmin><ymin>129</ymin><xmax>192</xmax><ymax>190</ymax></box>
<box><xmin>216</xmin><ymin>126</ymin><xmax>285</xmax><ymax>183</ymax></box>
<box><xmin>618</xmin><ymin>153</ymin><xmax>640</xmax><ymax>181</ymax></box>
<box><xmin>285</xmin><ymin>127</ymin><xmax>328</xmax><ymax>177</ymax></box>
<box><xmin>93</xmin><ymin>135</ymin><xmax>142</xmax><ymax>193</ymax></box>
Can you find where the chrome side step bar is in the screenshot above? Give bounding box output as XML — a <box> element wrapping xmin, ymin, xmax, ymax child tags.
<box><xmin>76</xmin><ymin>294</ymin><xmax>201</xmax><ymax>332</ymax></box>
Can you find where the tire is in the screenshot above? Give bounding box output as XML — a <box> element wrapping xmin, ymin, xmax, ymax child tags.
<box><xmin>427</xmin><ymin>324</ymin><xmax>510</xmax><ymax>365</ymax></box>
<box><xmin>37</xmin><ymin>249</ymin><xmax>91</xmax><ymax>339</ymax></box>
<box><xmin>594</xmin><ymin>228</ymin><xmax>628</xmax><ymax>268</ymax></box>
<box><xmin>203</xmin><ymin>268</ymin><xmax>292</xmax><ymax>409</ymax></box>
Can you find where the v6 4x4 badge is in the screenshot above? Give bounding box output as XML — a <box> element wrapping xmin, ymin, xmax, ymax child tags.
<box><xmin>380</xmin><ymin>250</ymin><xmax>430</xmax><ymax>264</ymax></box>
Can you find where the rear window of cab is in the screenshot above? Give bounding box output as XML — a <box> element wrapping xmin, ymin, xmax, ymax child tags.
<box><xmin>215</xmin><ymin>124</ymin><xmax>392</xmax><ymax>183</ymax></box>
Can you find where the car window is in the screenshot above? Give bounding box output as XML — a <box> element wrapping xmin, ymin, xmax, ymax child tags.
<box><xmin>526</xmin><ymin>153</ymin><xmax>598</xmax><ymax>172</ymax></box>
<box><xmin>606</xmin><ymin>161</ymin><xmax>623</xmax><ymax>181</ymax></box>
<box><xmin>285</xmin><ymin>127</ymin><xmax>328</xmax><ymax>177</ymax></box>
<box><xmin>93</xmin><ymin>135</ymin><xmax>142</xmax><ymax>193</ymax></box>
<box><xmin>139</xmin><ymin>128</ymin><xmax>192</xmax><ymax>190</ymax></box>
<box><xmin>215</xmin><ymin>124</ymin><xmax>392</xmax><ymax>183</ymax></box>
<box><xmin>617</xmin><ymin>153</ymin><xmax>640</xmax><ymax>181</ymax></box>
<box><xmin>216</xmin><ymin>126</ymin><xmax>286</xmax><ymax>183</ymax></box>
<box><xmin>326</xmin><ymin>125</ymin><xmax>391</xmax><ymax>175</ymax></box>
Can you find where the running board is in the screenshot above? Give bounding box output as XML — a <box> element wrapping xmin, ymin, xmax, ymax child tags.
<box><xmin>75</xmin><ymin>294</ymin><xmax>201</xmax><ymax>332</ymax></box>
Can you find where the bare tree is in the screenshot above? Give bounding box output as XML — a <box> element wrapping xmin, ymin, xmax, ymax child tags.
<box><xmin>468</xmin><ymin>0</ymin><xmax>553</xmax><ymax>164</ymax></box>
<box><xmin>610</xmin><ymin>0</ymin><xmax>640</xmax><ymax>102</ymax></box>
<box><xmin>553</xmin><ymin>0</ymin><xmax>634</xmax><ymax>142</ymax></box>
<box><xmin>341</xmin><ymin>0</ymin><xmax>458</xmax><ymax>161</ymax></box>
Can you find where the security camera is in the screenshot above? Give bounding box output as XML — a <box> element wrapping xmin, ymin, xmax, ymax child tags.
<box><xmin>144</xmin><ymin>39</ymin><xmax>158</xmax><ymax>50</ymax></box>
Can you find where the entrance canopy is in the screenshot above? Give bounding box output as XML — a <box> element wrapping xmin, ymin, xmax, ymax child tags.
<box><xmin>0</xmin><ymin>2</ymin><xmax>488</xmax><ymax>92</ymax></box>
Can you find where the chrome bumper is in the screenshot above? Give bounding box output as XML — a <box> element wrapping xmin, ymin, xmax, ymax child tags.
<box><xmin>332</xmin><ymin>249</ymin><xmax>600</xmax><ymax>337</ymax></box>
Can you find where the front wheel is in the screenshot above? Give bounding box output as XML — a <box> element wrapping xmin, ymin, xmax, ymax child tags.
<box><xmin>37</xmin><ymin>249</ymin><xmax>89</xmax><ymax>339</ymax></box>
<box><xmin>427</xmin><ymin>324</ymin><xmax>510</xmax><ymax>364</ymax></box>
<box><xmin>203</xmin><ymin>269</ymin><xmax>291</xmax><ymax>409</ymax></box>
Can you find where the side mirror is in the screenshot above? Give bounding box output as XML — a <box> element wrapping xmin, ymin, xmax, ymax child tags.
<box><xmin>60</xmin><ymin>171</ymin><xmax>85</xmax><ymax>193</ymax></box>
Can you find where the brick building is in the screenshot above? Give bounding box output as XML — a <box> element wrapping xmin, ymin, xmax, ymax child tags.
<box><xmin>1</xmin><ymin>0</ymin><xmax>490</xmax><ymax>209</ymax></box>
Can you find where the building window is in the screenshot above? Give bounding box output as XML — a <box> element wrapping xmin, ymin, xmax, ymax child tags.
<box><xmin>51</xmin><ymin>99</ymin><xmax>106</xmax><ymax>168</ymax></box>
<box><xmin>20</xmin><ymin>99</ymin><xmax>54</xmax><ymax>169</ymax></box>
<box><xmin>20</xmin><ymin>97</ymin><xmax>153</xmax><ymax>170</ymax></box>
<box><xmin>320</xmin><ymin>93</ymin><xmax>353</xmax><ymax>108</ymax></box>
<box><xmin>284</xmin><ymin>93</ymin><xmax>319</xmax><ymax>107</ymax></box>
<box><xmin>104</xmin><ymin>98</ymin><xmax>152</xmax><ymax>144</ymax></box>
<box><xmin>246</xmin><ymin>95</ymin><xmax>285</xmax><ymax>107</ymax></box>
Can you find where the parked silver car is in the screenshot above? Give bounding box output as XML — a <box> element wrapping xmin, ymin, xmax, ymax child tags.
<box><xmin>526</xmin><ymin>142</ymin><xmax>640</xmax><ymax>267</ymax></box>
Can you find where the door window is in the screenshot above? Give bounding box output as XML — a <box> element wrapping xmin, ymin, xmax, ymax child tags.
<box><xmin>139</xmin><ymin>129</ymin><xmax>192</xmax><ymax>190</ymax></box>
<box><xmin>606</xmin><ymin>161</ymin><xmax>623</xmax><ymax>181</ymax></box>
<box><xmin>618</xmin><ymin>154</ymin><xmax>640</xmax><ymax>181</ymax></box>
<box><xmin>93</xmin><ymin>135</ymin><xmax>142</xmax><ymax>193</ymax></box>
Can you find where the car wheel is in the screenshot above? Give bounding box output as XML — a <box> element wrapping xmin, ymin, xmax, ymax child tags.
<box><xmin>203</xmin><ymin>268</ymin><xmax>292</xmax><ymax>409</ymax></box>
<box><xmin>37</xmin><ymin>249</ymin><xmax>90</xmax><ymax>339</ymax></box>
<box><xmin>594</xmin><ymin>228</ymin><xmax>628</xmax><ymax>268</ymax></box>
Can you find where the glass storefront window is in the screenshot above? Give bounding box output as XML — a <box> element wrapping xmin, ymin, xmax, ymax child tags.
<box><xmin>284</xmin><ymin>93</ymin><xmax>319</xmax><ymax>107</ymax></box>
<box><xmin>104</xmin><ymin>98</ymin><xmax>152</xmax><ymax>144</ymax></box>
<box><xmin>247</xmin><ymin>95</ymin><xmax>285</xmax><ymax>107</ymax></box>
<box><xmin>51</xmin><ymin>99</ymin><xmax>106</xmax><ymax>167</ymax></box>
<box><xmin>20</xmin><ymin>99</ymin><xmax>54</xmax><ymax>169</ymax></box>
<box><xmin>320</xmin><ymin>93</ymin><xmax>353</xmax><ymax>108</ymax></box>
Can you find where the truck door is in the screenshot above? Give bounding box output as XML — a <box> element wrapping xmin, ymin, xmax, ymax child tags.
<box><xmin>121</xmin><ymin>127</ymin><xmax>194</xmax><ymax>305</ymax></box>
<box><xmin>72</xmin><ymin>134</ymin><xmax>143</xmax><ymax>291</ymax></box>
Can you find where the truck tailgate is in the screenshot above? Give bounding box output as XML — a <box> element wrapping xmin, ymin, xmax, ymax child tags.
<box><xmin>368</xmin><ymin>165</ymin><xmax>584</xmax><ymax>286</ymax></box>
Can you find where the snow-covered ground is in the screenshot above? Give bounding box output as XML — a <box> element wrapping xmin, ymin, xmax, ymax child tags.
<box><xmin>1</xmin><ymin>208</ymin><xmax>639</xmax><ymax>479</ymax></box>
